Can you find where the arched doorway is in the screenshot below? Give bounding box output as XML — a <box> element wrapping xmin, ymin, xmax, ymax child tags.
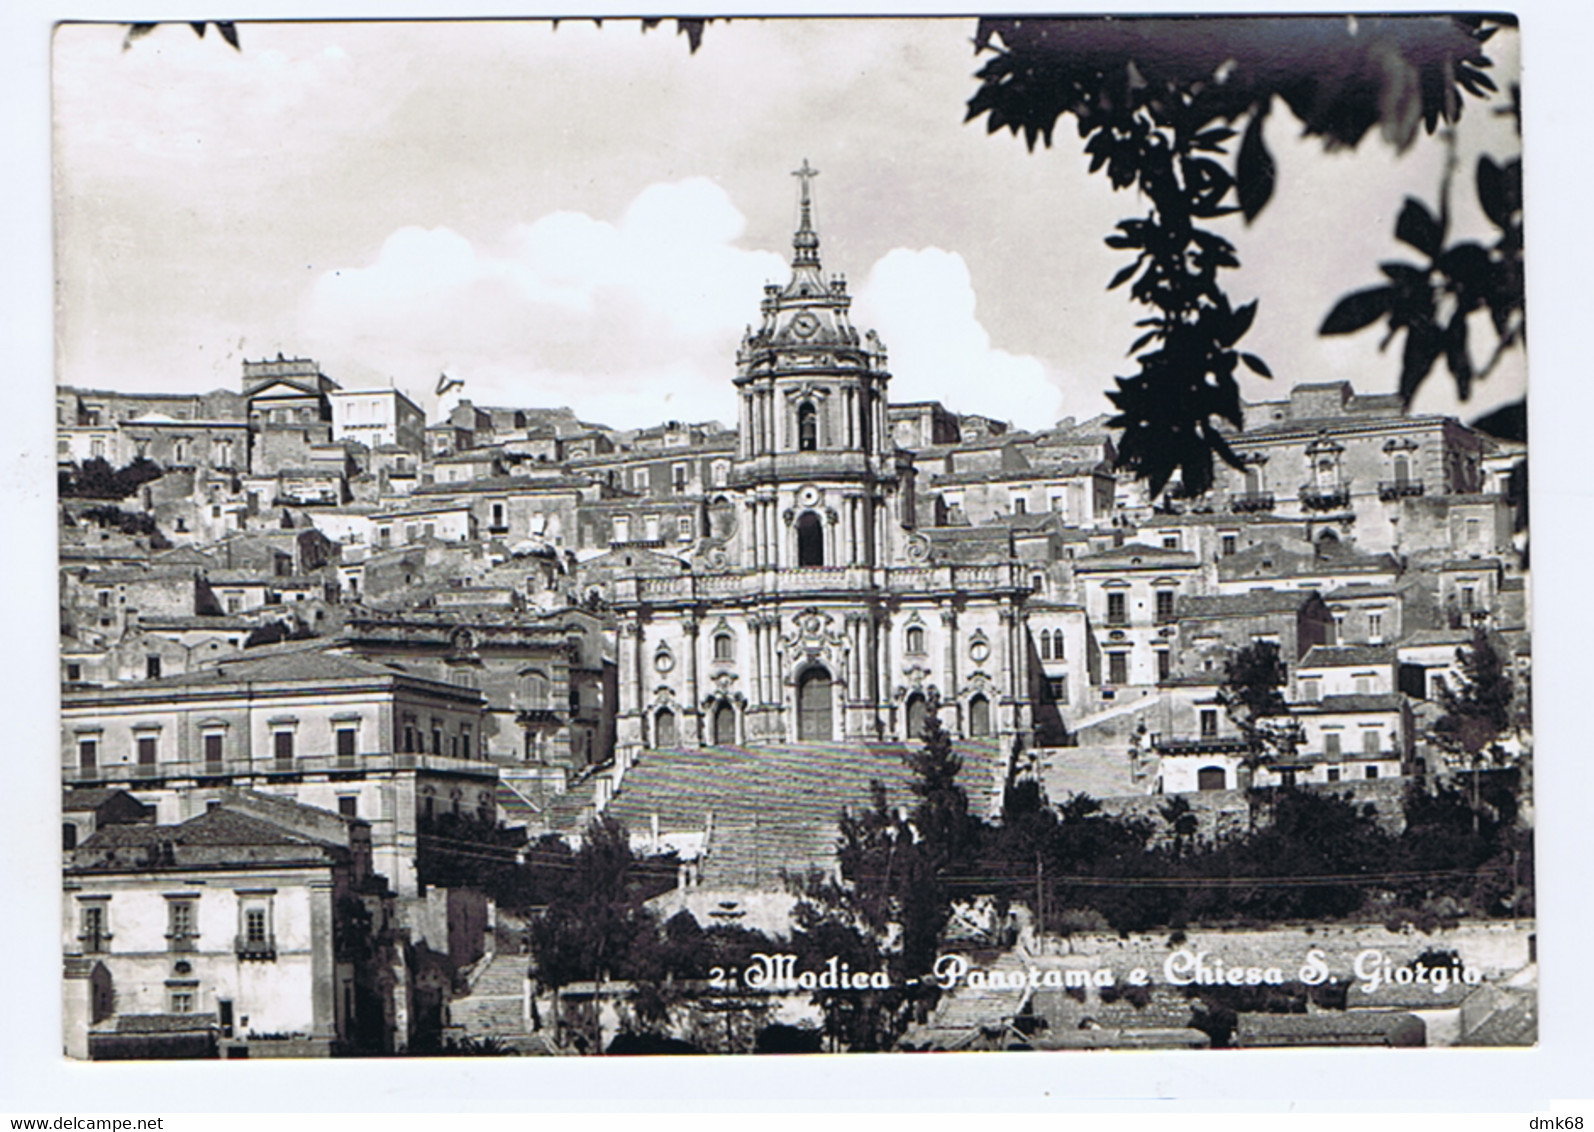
<box><xmin>904</xmin><ymin>693</ymin><xmax>927</xmax><ymax>741</ymax></box>
<box><xmin>712</xmin><ymin>701</ymin><xmax>736</xmax><ymax>746</ymax></box>
<box><xmin>654</xmin><ymin>708</ymin><xmax>678</xmax><ymax>748</ymax></box>
<box><xmin>797</xmin><ymin>667</ymin><xmax>833</xmax><ymax>742</ymax></box>
<box><xmin>968</xmin><ymin>693</ymin><xmax>991</xmax><ymax>737</ymax></box>
<box><xmin>1197</xmin><ymin>765</ymin><xmax>1227</xmax><ymax>791</ymax></box>
<box><xmin>796</xmin><ymin>512</ymin><xmax>824</xmax><ymax>567</ymax></box>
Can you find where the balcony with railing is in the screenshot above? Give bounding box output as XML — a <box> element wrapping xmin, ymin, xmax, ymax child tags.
<box><xmin>65</xmin><ymin>750</ymin><xmax>501</xmax><ymax>786</ymax></box>
<box><xmin>1377</xmin><ymin>479</ymin><xmax>1425</xmax><ymax>501</ymax></box>
<box><xmin>1299</xmin><ymin>484</ymin><xmax>1352</xmax><ymax>512</ymax></box>
<box><xmin>1229</xmin><ymin>492</ymin><xmax>1275</xmax><ymax>513</ymax></box>
<box><xmin>235</xmin><ymin>934</ymin><xmax>277</xmax><ymax>961</ymax></box>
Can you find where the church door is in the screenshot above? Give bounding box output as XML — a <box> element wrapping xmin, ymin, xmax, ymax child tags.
<box><xmin>905</xmin><ymin>694</ymin><xmax>927</xmax><ymax>741</ymax></box>
<box><xmin>712</xmin><ymin>701</ymin><xmax>736</xmax><ymax>746</ymax></box>
<box><xmin>968</xmin><ymin>694</ymin><xmax>991</xmax><ymax>737</ymax></box>
<box><xmin>797</xmin><ymin>668</ymin><xmax>833</xmax><ymax>742</ymax></box>
<box><xmin>654</xmin><ymin>708</ymin><xmax>677</xmax><ymax>748</ymax></box>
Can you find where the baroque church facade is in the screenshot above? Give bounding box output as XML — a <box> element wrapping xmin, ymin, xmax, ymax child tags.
<box><xmin>612</xmin><ymin>164</ymin><xmax>1036</xmax><ymax>758</ymax></box>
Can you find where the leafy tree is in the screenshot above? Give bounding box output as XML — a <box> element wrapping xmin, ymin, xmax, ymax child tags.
<box><xmin>1216</xmin><ymin>639</ymin><xmax>1301</xmax><ymax>789</ymax></box>
<box><xmin>525</xmin><ymin>816</ymin><xmax>657</xmax><ymax>1050</ymax></box>
<box><xmin>965</xmin><ymin>16</ymin><xmax>1513</xmax><ymax>493</ymax></box>
<box><xmin>1432</xmin><ymin>630</ymin><xmax>1514</xmax><ymax>763</ymax></box>
<box><xmin>59</xmin><ymin>457</ymin><xmax>165</xmax><ymax>501</ymax></box>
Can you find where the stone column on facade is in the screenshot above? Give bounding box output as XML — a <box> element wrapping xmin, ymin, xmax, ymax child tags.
<box><xmin>748</xmin><ymin>614</ymin><xmax>764</xmax><ymax>711</ymax></box>
<box><xmin>683</xmin><ymin>615</ymin><xmax>701</xmax><ymax>747</ymax></box>
<box><xmin>941</xmin><ymin>607</ymin><xmax>960</xmax><ymax>731</ymax></box>
<box><xmin>876</xmin><ymin>611</ymin><xmax>893</xmax><ymax>734</ymax></box>
<box><xmin>309</xmin><ymin>877</ymin><xmax>337</xmax><ymax>1042</ymax></box>
<box><xmin>997</xmin><ymin>605</ymin><xmax>1014</xmax><ymax>720</ymax></box>
<box><xmin>825</xmin><ymin>507</ymin><xmax>839</xmax><ymax>568</ymax></box>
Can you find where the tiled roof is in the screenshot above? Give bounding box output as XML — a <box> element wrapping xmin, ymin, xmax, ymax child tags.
<box><xmin>1298</xmin><ymin>693</ymin><xmax>1407</xmax><ymax>713</ymax></box>
<box><xmin>1299</xmin><ymin>645</ymin><xmax>1397</xmax><ymax>668</ymax></box>
<box><xmin>1177</xmin><ymin>591</ymin><xmax>1320</xmax><ymax>617</ymax></box>
<box><xmin>1074</xmin><ymin>543</ymin><xmax>1199</xmax><ymax>570</ymax></box>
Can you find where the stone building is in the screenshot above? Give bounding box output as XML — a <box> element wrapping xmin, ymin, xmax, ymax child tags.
<box><xmin>611</xmin><ymin>165</ymin><xmax>1034</xmax><ymax>756</ymax></box>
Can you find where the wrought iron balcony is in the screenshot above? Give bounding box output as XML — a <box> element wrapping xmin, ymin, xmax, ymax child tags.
<box><xmin>1378</xmin><ymin>479</ymin><xmax>1425</xmax><ymax>501</ymax></box>
<box><xmin>1299</xmin><ymin>484</ymin><xmax>1352</xmax><ymax>512</ymax></box>
<box><xmin>1230</xmin><ymin>492</ymin><xmax>1275</xmax><ymax>513</ymax></box>
<box><xmin>235</xmin><ymin>935</ymin><xmax>277</xmax><ymax>961</ymax></box>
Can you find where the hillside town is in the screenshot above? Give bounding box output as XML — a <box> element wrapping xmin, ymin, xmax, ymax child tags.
<box><xmin>59</xmin><ymin>174</ymin><xmax>1533</xmax><ymax>1058</ymax></box>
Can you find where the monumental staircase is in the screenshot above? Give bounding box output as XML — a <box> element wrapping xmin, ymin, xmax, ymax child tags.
<box><xmin>602</xmin><ymin>738</ymin><xmax>1009</xmax><ymax>890</ymax></box>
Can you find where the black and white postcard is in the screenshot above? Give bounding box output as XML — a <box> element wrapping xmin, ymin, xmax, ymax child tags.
<box><xmin>47</xmin><ymin>13</ymin><xmax>1543</xmax><ymax>1071</ymax></box>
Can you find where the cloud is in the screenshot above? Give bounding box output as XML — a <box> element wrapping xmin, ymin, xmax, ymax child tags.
<box><xmin>853</xmin><ymin>247</ymin><xmax>1064</xmax><ymax>428</ymax></box>
<box><xmin>302</xmin><ymin>178</ymin><xmax>788</xmax><ymax>426</ymax></box>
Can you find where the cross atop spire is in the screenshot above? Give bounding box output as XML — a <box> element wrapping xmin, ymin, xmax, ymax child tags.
<box><xmin>791</xmin><ymin>158</ymin><xmax>821</xmax><ymax>267</ymax></box>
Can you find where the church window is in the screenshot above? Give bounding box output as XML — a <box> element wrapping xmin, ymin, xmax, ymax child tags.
<box><xmin>713</xmin><ymin>633</ymin><xmax>734</xmax><ymax>662</ymax></box>
<box><xmin>798</xmin><ymin>402</ymin><xmax>818</xmax><ymax>452</ymax></box>
<box><xmin>796</xmin><ymin>512</ymin><xmax>824</xmax><ymax>567</ymax></box>
<box><xmin>1039</xmin><ymin>632</ymin><xmax>1051</xmax><ymax>661</ymax></box>
<box><xmin>906</xmin><ymin>626</ymin><xmax>926</xmax><ymax>655</ymax></box>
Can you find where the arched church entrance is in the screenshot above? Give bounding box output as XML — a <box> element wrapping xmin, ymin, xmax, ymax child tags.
<box><xmin>796</xmin><ymin>512</ymin><xmax>825</xmax><ymax>567</ymax></box>
<box><xmin>711</xmin><ymin>701</ymin><xmax>736</xmax><ymax>746</ymax></box>
<box><xmin>905</xmin><ymin>693</ymin><xmax>927</xmax><ymax>741</ymax></box>
<box><xmin>654</xmin><ymin>707</ymin><xmax>678</xmax><ymax>748</ymax></box>
<box><xmin>796</xmin><ymin>667</ymin><xmax>833</xmax><ymax>742</ymax></box>
<box><xmin>968</xmin><ymin>693</ymin><xmax>991</xmax><ymax>737</ymax></box>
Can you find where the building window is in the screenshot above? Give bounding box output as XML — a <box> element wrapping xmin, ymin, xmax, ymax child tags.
<box><xmin>203</xmin><ymin>731</ymin><xmax>224</xmax><ymax>767</ymax></box>
<box><xmin>78</xmin><ymin>738</ymin><xmax>98</xmax><ymax>773</ymax></box>
<box><xmin>78</xmin><ymin>900</ymin><xmax>110</xmax><ymax>953</ymax></box>
<box><xmin>1031</xmin><ymin>573</ymin><xmax>1045</xmax><ymax>595</ymax></box>
<box><xmin>337</xmin><ymin>795</ymin><xmax>358</xmax><ymax>818</ymax></box>
<box><xmin>713</xmin><ymin>633</ymin><xmax>734</xmax><ymax>662</ymax></box>
<box><xmin>432</xmin><ymin>723</ymin><xmax>443</xmax><ymax>755</ymax></box>
<box><xmin>633</xmin><ymin>469</ymin><xmax>649</xmax><ymax>492</ymax></box>
<box><xmin>672</xmin><ymin>464</ymin><xmax>688</xmax><ymax>494</ymax></box>
<box><xmin>906</xmin><ymin>626</ymin><xmax>926</xmax><ymax>655</ymax></box>
<box><xmin>66</xmin><ymin>662</ymin><xmax>82</xmax><ymax>682</ymax></box>
<box><xmin>796</xmin><ymin>511</ymin><xmax>824</xmax><ymax>567</ymax></box>
<box><xmin>168</xmin><ymin>986</ymin><xmax>196</xmax><ymax>1015</ymax></box>
<box><xmin>1301</xmin><ymin>679</ymin><xmax>1321</xmax><ymax>703</ymax></box>
<box><xmin>678</xmin><ymin>515</ymin><xmax>693</xmax><ymax>541</ymax></box>
<box><xmin>1157</xmin><ymin>650</ymin><xmax>1172</xmax><ymax>682</ymax></box>
<box><xmin>1362</xmin><ymin>730</ymin><xmax>1382</xmax><ymax>756</ymax></box>
<box><xmin>1052</xmin><ymin>630</ymin><xmax>1065</xmax><ymax>660</ymax></box>
<box><xmin>712</xmin><ymin>461</ymin><xmax>730</xmax><ymax>488</ymax></box>
<box><xmin>1108</xmin><ymin>651</ymin><xmax>1129</xmax><ymax>686</ymax></box>
<box><xmin>98</xmin><ymin>591</ymin><xmax>110</xmax><ymax>608</ymax></box>
<box><xmin>522</xmin><ymin>671</ymin><xmax>551</xmax><ymax>709</ymax></box>
<box><xmin>1221</xmin><ymin>533</ymin><xmax>1238</xmax><ymax>557</ymax></box>
<box><xmin>1327</xmin><ymin>767</ymin><xmax>1341</xmax><ymax>783</ymax></box>
<box><xmin>335</xmin><ymin>727</ymin><xmax>357</xmax><ymax>762</ymax></box>
<box><xmin>1365</xmin><ymin>765</ymin><xmax>1379</xmax><ymax>779</ymax></box>
<box><xmin>137</xmin><ymin>735</ymin><xmax>158</xmax><ymax>767</ymax></box>
<box><xmin>1106</xmin><ymin>591</ymin><xmax>1127</xmax><ymax>627</ymax></box>
<box><xmin>1368</xmin><ymin>612</ymin><xmax>1384</xmax><ymax>643</ymax></box>
<box><xmin>1162</xmin><ymin>534</ymin><xmax>1179</xmax><ymax>550</ymax></box>
<box><xmin>1047</xmin><ymin>677</ymin><xmax>1069</xmax><ymax>704</ymax></box>
<box><xmin>461</xmin><ymin>723</ymin><xmax>473</xmax><ymax>760</ymax></box>
<box><xmin>1354</xmin><ymin>674</ymin><xmax>1373</xmax><ymax>695</ymax></box>
<box><xmin>166</xmin><ymin>898</ymin><xmax>198</xmax><ymax>952</ymax></box>
<box><xmin>1200</xmin><ymin>708</ymin><xmax>1218</xmax><ymax>738</ymax></box>
<box><xmin>273</xmin><ymin>730</ymin><xmax>294</xmax><ymax>767</ymax></box>
<box><xmin>797</xmin><ymin>402</ymin><xmax>818</xmax><ymax>452</ymax></box>
<box><xmin>1039</xmin><ymin>632</ymin><xmax>1052</xmax><ymax>661</ymax></box>
<box><xmin>1155</xmin><ymin>590</ymin><xmax>1176</xmax><ymax>624</ymax></box>
<box><xmin>1012</xmin><ymin>496</ymin><xmax>1027</xmax><ymax>515</ymax></box>
<box><xmin>237</xmin><ymin>898</ymin><xmax>275</xmax><ymax>960</ymax></box>
<box><xmin>1460</xmin><ymin>584</ymin><xmax>1477</xmax><ymax>611</ymax></box>
<box><xmin>1324</xmin><ymin>732</ymin><xmax>1342</xmax><ymax>758</ymax></box>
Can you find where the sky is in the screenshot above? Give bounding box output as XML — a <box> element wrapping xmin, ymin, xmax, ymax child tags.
<box><xmin>52</xmin><ymin>16</ymin><xmax>1525</xmax><ymax>433</ymax></box>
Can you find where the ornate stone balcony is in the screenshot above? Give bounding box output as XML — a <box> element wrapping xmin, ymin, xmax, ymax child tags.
<box><xmin>1378</xmin><ymin>479</ymin><xmax>1425</xmax><ymax>501</ymax></box>
<box><xmin>1229</xmin><ymin>492</ymin><xmax>1275</xmax><ymax>513</ymax></box>
<box><xmin>1299</xmin><ymin>484</ymin><xmax>1352</xmax><ymax>512</ymax></box>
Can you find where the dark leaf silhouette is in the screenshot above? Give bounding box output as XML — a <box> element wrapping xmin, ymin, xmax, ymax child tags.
<box><xmin>1320</xmin><ymin>287</ymin><xmax>1395</xmax><ymax>335</ymax></box>
<box><xmin>1395</xmin><ymin>197</ymin><xmax>1445</xmax><ymax>257</ymax></box>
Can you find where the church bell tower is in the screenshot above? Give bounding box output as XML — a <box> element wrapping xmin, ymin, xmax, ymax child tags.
<box><xmin>731</xmin><ymin>160</ymin><xmax>905</xmax><ymax>574</ymax></box>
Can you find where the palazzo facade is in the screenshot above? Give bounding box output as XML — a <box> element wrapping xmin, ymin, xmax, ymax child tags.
<box><xmin>612</xmin><ymin>164</ymin><xmax>1034</xmax><ymax>756</ymax></box>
